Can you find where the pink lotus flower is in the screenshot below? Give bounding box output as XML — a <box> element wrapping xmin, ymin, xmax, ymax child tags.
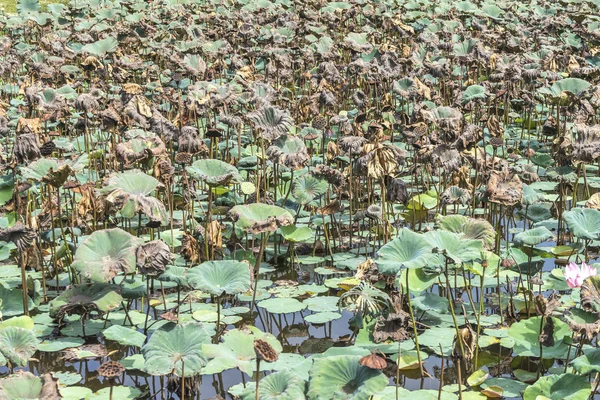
<box><xmin>565</xmin><ymin>262</ymin><xmax>597</xmax><ymax>288</ymax></box>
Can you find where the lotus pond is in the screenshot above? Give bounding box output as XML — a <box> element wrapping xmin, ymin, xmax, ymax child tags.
<box><xmin>1</xmin><ymin>0</ymin><xmax>600</xmax><ymax>398</ymax></box>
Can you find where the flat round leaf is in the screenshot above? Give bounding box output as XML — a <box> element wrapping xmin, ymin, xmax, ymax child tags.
<box><xmin>523</xmin><ymin>373</ymin><xmax>590</xmax><ymax>400</ymax></box>
<box><xmin>258</xmin><ymin>298</ymin><xmax>307</xmax><ymax>314</ymax></box>
<box><xmin>103</xmin><ymin>325</ymin><xmax>146</xmax><ymax>348</ymax></box>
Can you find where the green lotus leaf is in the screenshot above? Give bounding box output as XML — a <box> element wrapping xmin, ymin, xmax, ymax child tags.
<box><xmin>307</xmin><ymin>355</ymin><xmax>388</xmax><ymax>400</ymax></box>
<box><xmin>304</xmin><ymin>311</ymin><xmax>342</xmax><ymax>324</ymax></box>
<box><xmin>188</xmin><ymin>159</ymin><xmax>241</xmax><ymax>186</ymax></box>
<box><xmin>481</xmin><ymin>4</ymin><xmax>503</xmax><ymax>19</ymax></box>
<box><xmin>20</xmin><ymin>157</ymin><xmax>84</xmax><ymax>186</ymax></box>
<box><xmin>121</xmin><ymin>354</ymin><xmax>145</xmax><ymax>371</ymax></box>
<box><xmin>142</xmin><ymin>322</ymin><xmax>211</xmax><ymax>377</ymax></box>
<box><xmin>99</xmin><ymin>170</ymin><xmax>168</xmax><ymax>223</ymax></box>
<box><xmin>51</xmin><ymin>371</ymin><xmax>82</xmax><ymax>386</ymax></box>
<box><xmin>424</xmin><ymin>230</ymin><xmax>483</xmax><ymax>265</ymax></box>
<box><xmin>375</xmin><ymin>228</ymin><xmax>433</xmax><ymax>275</ymax></box>
<box><xmin>547</xmin><ymin>166</ymin><xmax>577</xmax><ymax>183</ymax></box>
<box><xmin>266</xmin><ymin>135</ymin><xmax>310</xmax><ymax>170</ymax></box>
<box><xmin>61</xmin><ymin>386</ymin><xmax>93</xmax><ymax>399</ymax></box>
<box><xmin>17</xmin><ymin>0</ymin><xmax>40</xmax><ymax>14</ymax></box>
<box><xmin>202</xmin><ymin>326</ymin><xmax>282</xmax><ymax>374</ymax></box>
<box><xmin>86</xmin><ymin>385</ymin><xmax>142</xmax><ymax>400</ymax></box>
<box><xmin>505</xmin><ymin>247</ymin><xmax>544</xmax><ymax>275</ymax></box>
<box><xmin>412</xmin><ymin>292</ymin><xmax>449</xmax><ymax>314</ymax></box>
<box><xmin>523</xmin><ymin>373</ymin><xmax>590</xmax><ymax>400</ymax></box>
<box><xmin>158</xmin><ymin>265</ymin><xmax>189</xmax><ymax>287</ymax></box>
<box><xmin>481</xmin><ymin>378</ymin><xmax>527</xmax><ymax>398</ymax></box>
<box><xmin>102</xmin><ymin>325</ymin><xmax>146</xmax><ymax>348</ymax></box>
<box><xmin>313</xmin><ymin>35</ymin><xmax>334</xmax><ymax>55</ymax></box>
<box><xmin>187</xmin><ymin>260</ymin><xmax>250</xmax><ymax>297</ymax></box>
<box><xmin>303</xmin><ymin>296</ymin><xmax>339</xmax><ymax>312</ymax></box>
<box><xmin>81</xmin><ymin>37</ymin><xmax>119</xmax><ymax>56</ymax></box>
<box><xmin>392</xmin><ymin>77</ymin><xmax>417</xmax><ymax>97</ymax></box>
<box><xmin>0</xmin><ymin>287</ymin><xmax>36</xmax><ymax>317</ymax></box>
<box><xmin>398</xmin><ymin>267</ymin><xmax>441</xmax><ymax>294</ymax></box>
<box><xmin>513</xmin><ymin>226</ymin><xmax>554</xmax><ymax>246</ymax></box>
<box><xmin>518</xmin><ymin>204</ymin><xmax>552</xmax><ymax>223</ymax></box>
<box><xmin>72</xmin><ymin>229</ymin><xmax>143</xmax><ymax>282</ymax></box>
<box><xmin>521</xmin><ymin>184</ymin><xmax>545</xmax><ymax>205</ymax></box>
<box><xmin>229</xmin><ymin>203</ymin><xmax>294</xmax><ymax>234</ymax></box>
<box><xmin>571</xmin><ymin>348</ymin><xmax>600</xmax><ymax>375</ymax></box>
<box><xmin>0</xmin><ymin>326</ymin><xmax>38</xmax><ymax>366</ymax></box>
<box><xmin>434</xmin><ymin>214</ymin><xmax>495</xmax><ymax>250</ymax></box>
<box><xmin>181</xmin><ymin>54</ymin><xmax>206</xmax><ymax>76</ymax></box>
<box><xmin>240</xmin><ymin>369</ymin><xmax>306</xmax><ymax>400</ymax></box>
<box><xmin>38</xmin><ymin>337</ymin><xmax>85</xmax><ymax>352</ymax></box>
<box><xmin>467</xmin><ymin>369</ymin><xmax>488</xmax><ymax>386</ymax></box>
<box><xmin>338</xmin><ymin>282</ymin><xmax>392</xmax><ymax>324</ymax></box>
<box><xmin>49</xmin><ymin>283</ymin><xmax>123</xmax><ymax>318</ymax></box>
<box><xmin>249</xmin><ymin>106</ymin><xmax>294</xmax><ymax>139</ymax></box>
<box><xmin>418</xmin><ymin>326</ymin><xmax>456</xmax><ymax>356</ymax></box>
<box><xmin>462</xmin><ymin>84</ymin><xmax>487</xmax><ymax>104</ymax></box>
<box><xmin>538</xmin><ymin>78</ymin><xmax>591</xmax><ymax>105</ymax></box>
<box><xmin>0</xmin><ymin>175</ymin><xmax>14</xmax><ymax>207</ymax></box>
<box><xmin>0</xmin><ymin>371</ymin><xmax>47</xmax><ymax>399</ymax></box>
<box><xmin>424</xmin><ymin>106</ymin><xmax>463</xmax><ymax>129</ymax></box>
<box><xmin>258</xmin><ymin>297</ymin><xmax>307</xmax><ymax>314</ymax></box>
<box><xmin>564</xmin><ymin>208</ymin><xmax>600</xmax><ymax>241</ymax></box>
<box><xmin>0</xmin><ymin>315</ymin><xmax>34</xmax><ymax>330</ymax></box>
<box><xmin>292</xmin><ymin>175</ymin><xmax>328</xmax><ymax>206</ymax></box>
<box><xmin>280</xmin><ymin>225</ymin><xmax>313</xmax><ymax>243</ymax></box>
<box><xmin>507</xmin><ymin>316</ymin><xmax>570</xmax><ymax>358</ymax></box>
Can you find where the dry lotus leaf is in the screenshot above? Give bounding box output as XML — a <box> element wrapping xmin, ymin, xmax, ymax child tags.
<box><xmin>414</xmin><ymin>77</ymin><xmax>431</xmax><ymax>100</ymax></box>
<box><xmin>327</xmin><ymin>141</ymin><xmax>339</xmax><ymax>160</ymax></box>
<box><xmin>136</xmin><ymin>240</ymin><xmax>172</xmax><ymax>277</ymax></box>
<box><xmin>62</xmin><ymin>343</ymin><xmax>108</xmax><ymax>361</ymax></box>
<box><xmin>205</xmin><ymin>220</ymin><xmax>223</xmax><ymax>249</ymax></box>
<box><xmin>134</xmin><ymin>95</ymin><xmax>153</xmax><ymax>118</ymax></box>
<box><xmin>355</xmin><ymin>259</ymin><xmax>375</xmax><ymax>280</ymax></box>
<box><xmin>17</xmin><ymin>118</ymin><xmax>42</xmax><ymax>135</ymax></box>
<box><xmin>480</xmin><ymin>385</ymin><xmax>504</xmax><ymax>398</ymax></box>
<box><xmin>116</xmin><ymin>136</ymin><xmax>167</xmax><ymax>167</ymax></box>
<box><xmin>538</xmin><ymin>316</ymin><xmax>555</xmax><ymax>347</ymax></box>
<box><xmin>42</xmin><ymin>164</ymin><xmax>73</xmax><ymax>187</ymax></box>
<box><xmin>566</xmin><ymin>315</ymin><xmax>600</xmax><ymax>341</ymax></box>
<box><xmin>0</xmin><ymin>222</ymin><xmax>36</xmax><ymax>251</ymax></box>
<box><xmin>181</xmin><ymin>232</ymin><xmax>200</xmax><ymax>264</ymax></box>
<box><xmin>359</xmin><ymin>352</ymin><xmax>387</xmax><ymax>370</ymax></box>
<box><xmin>373</xmin><ymin>310</ymin><xmax>410</xmax><ymax>343</ymax></box>
<box><xmin>317</xmin><ymin>199</ymin><xmax>342</xmax><ymax>216</ymax></box>
<box><xmin>453</xmin><ymin>326</ymin><xmax>476</xmax><ymax>360</ymax></box>
<box><xmin>122</xmin><ymin>83</ymin><xmax>143</xmax><ymax>95</ymax></box>
<box><xmin>486</xmin><ymin>170</ymin><xmax>523</xmax><ymax>206</ymax></box>
<box><xmin>236</xmin><ymin>65</ymin><xmax>254</xmax><ymax>80</ymax></box>
<box><xmin>581</xmin><ymin>276</ymin><xmax>600</xmax><ymax>313</ymax></box>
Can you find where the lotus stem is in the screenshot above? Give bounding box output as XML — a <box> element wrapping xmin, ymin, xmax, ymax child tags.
<box><xmin>181</xmin><ymin>359</ymin><xmax>185</xmax><ymax>400</ymax></box>
<box><xmin>250</xmin><ymin>232</ymin><xmax>270</xmax><ymax>313</ymax></box>
<box><xmin>405</xmin><ymin>271</ymin><xmax>424</xmax><ymax>377</ymax></box>
<box><xmin>255</xmin><ymin>358</ymin><xmax>261</xmax><ymax>400</ymax></box>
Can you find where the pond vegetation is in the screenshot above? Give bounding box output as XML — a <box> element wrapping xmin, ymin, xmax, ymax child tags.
<box><xmin>1</xmin><ymin>0</ymin><xmax>600</xmax><ymax>399</ymax></box>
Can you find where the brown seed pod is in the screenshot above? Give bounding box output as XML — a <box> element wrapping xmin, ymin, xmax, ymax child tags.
<box><xmin>39</xmin><ymin>141</ymin><xmax>56</xmax><ymax>156</ymax></box>
<box><xmin>253</xmin><ymin>339</ymin><xmax>278</xmax><ymax>363</ymax></box>
<box><xmin>359</xmin><ymin>351</ymin><xmax>387</xmax><ymax>370</ymax></box>
<box><xmin>174</xmin><ymin>152</ymin><xmax>193</xmax><ymax>165</ymax></box>
<box><xmin>97</xmin><ymin>360</ymin><xmax>125</xmax><ymax>379</ymax></box>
